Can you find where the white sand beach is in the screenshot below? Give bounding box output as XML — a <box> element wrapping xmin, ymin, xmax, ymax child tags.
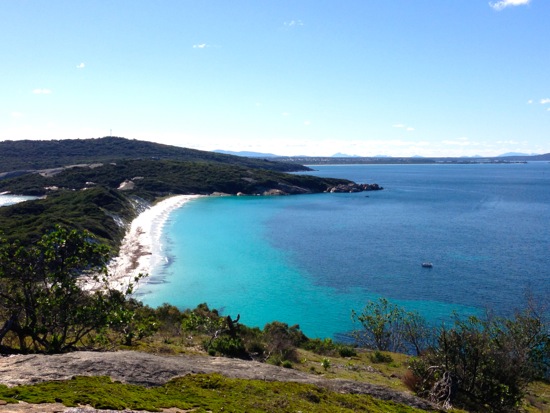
<box><xmin>106</xmin><ymin>195</ymin><xmax>202</xmax><ymax>292</ymax></box>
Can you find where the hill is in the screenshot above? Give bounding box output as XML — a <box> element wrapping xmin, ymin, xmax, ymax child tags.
<box><xmin>0</xmin><ymin>136</ymin><xmax>376</xmax><ymax>246</ymax></box>
<box><xmin>0</xmin><ymin>136</ymin><xmax>308</xmax><ymax>173</ymax></box>
<box><xmin>0</xmin><ymin>159</ymin><xmax>354</xmax><ymax>246</ymax></box>
<box><xmin>0</xmin><ymin>159</ymin><xmax>345</xmax><ymax>199</ymax></box>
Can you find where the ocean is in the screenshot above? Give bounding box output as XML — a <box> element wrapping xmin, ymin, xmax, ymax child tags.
<box><xmin>137</xmin><ymin>163</ymin><xmax>550</xmax><ymax>339</ymax></box>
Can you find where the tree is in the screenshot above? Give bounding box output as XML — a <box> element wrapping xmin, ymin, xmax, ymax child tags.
<box><xmin>352</xmin><ymin>298</ymin><xmax>432</xmax><ymax>355</ymax></box>
<box><xmin>409</xmin><ymin>309</ymin><xmax>550</xmax><ymax>412</ymax></box>
<box><xmin>263</xmin><ymin>321</ymin><xmax>307</xmax><ymax>363</ymax></box>
<box><xmin>180</xmin><ymin>303</ymin><xmax>247</xmax><ymax>358</ymax></box>
<box><xmin>0</xmin><ymin>226</ymin><xmax>134</xmax><ymax>353</ymax></box>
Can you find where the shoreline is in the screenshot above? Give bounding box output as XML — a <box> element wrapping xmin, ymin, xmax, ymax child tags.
<box><xmin>106</xmin><ymin>195</ymin><xmax>203</xmax><ymax>292</ymax></box>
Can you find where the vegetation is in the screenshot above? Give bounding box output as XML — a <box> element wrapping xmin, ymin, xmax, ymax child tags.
<box><xmin>0</xmin><ymin>157</ymin><xmax>351</xmax><ymax>248</ymax></box>
<box><xmin>352</xmin><ymin>298</ymin><xmax>433</xmax><ymax>355</ymax></box>
<box><xmin>0</xmin><ymin>227</ymin><xmax>136</xmax><ymax>353</ymax></box>
<box><xmin>0</xmin><ymin>137</ymin><xmax>359</xmax><ymax>250</ymax></box>
<box><xmin>409</xmin><ymin>311</ymin><xmax>550</xmax><ymax>412</ymax></box>
<box><xmin>0</xmin><ymin>186</ymin><xmax>135</xmax><ymax>246</ymax></box>
<box><xmin>0</xmin><ymin>136</ymin><xmax>310</xmax><ymax>173</ymax></box>
<box><xmin>0</xmin><ymin>374</ymin><xmax>428</xmax><ymax>413</ymax></box>
<box><xmin>1</xmin><ymin>136</ymin><xmax>548</xmax><ymax>411</ymax></box>
<box><xmin>352</xmin><ymin>298</ymin><xmax>550</xmax><ymax>412</ymax></box>
<box><xmin>0</xmin><ymin>158</ymin><xmax>346</xmax><ymax>198</ymax></box>
<box><xmin>0</xmin><ymin>227</ymin><xmax>548</xmax><ymax>412</ymax></box>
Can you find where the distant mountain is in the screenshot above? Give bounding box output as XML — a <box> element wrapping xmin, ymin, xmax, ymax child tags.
<box><xmin>213</xmin><ymin>150</ymin><xmax>279</xmax><ymax>158</ymax></box>
<box><xmin>498</xmin><ymin>152</ymin><xmax>539</xmax><ymax>157</ymax></box>
<box><xmin>331</xmin><ymin>152</ymin><xmax>361</xmax><ymax>158</ymax></box>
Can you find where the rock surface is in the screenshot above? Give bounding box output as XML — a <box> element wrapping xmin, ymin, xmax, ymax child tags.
<box><xmin>0</xmin><ymin>351</ymin><xmax>436</xmax><ymax>412</ymax></box>
<box><xmin>327</xmin><ymin>183</ymin><xmax>383</xmax><ymax>193</ymax></box>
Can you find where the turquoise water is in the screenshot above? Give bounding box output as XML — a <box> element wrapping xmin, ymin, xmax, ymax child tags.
<box><xmin>140</xmin><ymin>163</ymin><xmax>550</xmax><ymax>339</ymax></box>
<box><xmin>0</xmin><ymin>194</ymin><xmax>38</xmax><ymax>207</ymax></box>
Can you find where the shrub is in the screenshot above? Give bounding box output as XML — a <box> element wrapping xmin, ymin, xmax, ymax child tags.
<box><xmin>0</xmin><ymin>227</ymin><xmax>135</xmax><ymax>353</ymax></box>
<box><xmin>337</xmin><ymin>345</ymin><xmax>357</xmax><ymax>358</ymax></box>
<box><xmin>207</xmin><ymin>336</ymin><xmax>247</xmax><ymax>358</ymax></box>
<box><xmin>263</xmin><ymin>322</ymin><xmax>305</xmax><ymax>362</ymax></box>
<box><xmin>282</xmin><ymin>360</ymin><xmax>293</xmax><ymax>369</ymax></box>
<box><xmin>301</xmin><ymin>337</ymin><xmax>337</xmax><ymax>355</ymax></box>
<box><xmin>369</xmin><ymin>351</ymin><xmax>393</xmax><ymax>364</ymax></box>
<box><xmin>409</xmin><ymin>309</ymin><xmax>550</xmax><ymax>412</ymax></box>
<box><xmin>402</xmin><ymin>369</ymin><xmax>422</xmax><ymax>392</ymax></box>
<box><xmin>352</xmin><ymin>298</ymin><xmax>433</xmax><ymax>355</ymax></box>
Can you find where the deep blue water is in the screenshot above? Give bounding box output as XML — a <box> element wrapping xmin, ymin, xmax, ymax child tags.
<box><xmin>140</xmin><ymin>163</ymin><xmax>550</xmax><ymax>339</ymax></box>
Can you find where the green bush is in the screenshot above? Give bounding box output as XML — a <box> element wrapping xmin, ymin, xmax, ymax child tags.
<box><xmin>409</xmin><ymin>310</ymin><xmax>550</xmax><ymax>412</ymax></box>
<box><xmin>282</xmin><ymin>360</ymin><xmax>293</xmax><ymax>369</ymax></box>
<box><xmin>301</xmin><ymin>337</ymin><xmax>337</xmax><ymax>355</ymax></box>
<box><xmin>369</xmin><ymin>351</ymin><xmax>393</xmax><ymax>364</ymax></box>
<box><xmin>337</xmin><ymin>345</ymin><xmax>357</xmax><ymax>358</ymax></box>
<box><xmin>207</xmin><ymin>336</ymin><xmax>247</xmax><ymax>358</ymax></box>
<box><xmin>0</xmin><ymin>227</ymin><xmax>135</xmax><ymax>353</ymax></box>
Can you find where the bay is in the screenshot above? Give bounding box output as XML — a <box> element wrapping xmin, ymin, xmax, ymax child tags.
<box><xmin>140</xmin><ymin>162</ymin><xmax>550</xmax><ymax>339</ymax></box>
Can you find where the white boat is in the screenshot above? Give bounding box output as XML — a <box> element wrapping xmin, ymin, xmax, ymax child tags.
<box><xmin>421</xmin><ymin>262</ymin><xmax>433</xmax><ymax>268</ymax></box>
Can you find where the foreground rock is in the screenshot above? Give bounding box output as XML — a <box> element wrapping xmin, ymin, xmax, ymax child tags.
<box><xmin>0</xmin><ymin>351</ymin><xmax>436</xmax><ymax>411</ymax></box>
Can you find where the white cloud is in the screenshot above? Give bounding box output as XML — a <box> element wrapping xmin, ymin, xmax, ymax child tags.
<box><xmin>32</xmin><ymin>88</ymin><xmax>52</xmax><ymax>94</ymax></box>
<box><xmin>489</xmin><ymin>0</ymin><xmax>530</xmax><ymax>11</ymax></box>
<box><xmin>393</xmin><ymin>123</ymin><xmax>415</xmax><ymax>131</ymax></box>
<box><xmin>284</xmin><ymin>20</ymin><xmax>304</xmax><ymax>27</ymax></box>
<box><xmin>527</xmin><ymin>99</ymin><xmax>533</xmax><ymax>104</ymax></box>
<box><xmin>281</xmin><ymin>112</ymin><xmax>291</xmax><ymax>116</ymax></box>
<box><xmin>76</xmin><ymin>62</ymin><xmax>85</xmax><ymax>69</ymax></box>
<box><xmin>540</xmin><ymin>98</ymin><xmax>550</xmax><ymax>104</ymax></box>
<box><xmin>304</xmin><ymin>120</ymin><xmax>311</xmax><ymax>126</ymax></box>
<box><xmin>193</xmin><ymin>43</ymin><xmax>208</xmax><ymax>49</ymax></box>
<box><xmin>10</xmin><ymin>112</ymin><xmax>23</xmax><ymax>118</ymax></box>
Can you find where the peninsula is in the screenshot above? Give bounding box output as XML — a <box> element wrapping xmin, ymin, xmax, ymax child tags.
<box><xmin>0</xmin><ymin>136</ymin><xmax>382</xmax><ymax>247</ymax></box>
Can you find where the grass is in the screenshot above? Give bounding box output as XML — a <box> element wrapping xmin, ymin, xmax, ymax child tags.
<box><xmin>0</xmin><ymin>374</ymin><xmax>431</xmax><ymax>413</ymax></box>
<box><xmin>1</xmin><ymin>327</ymin><xmax>547</xmax><ymax>412</ymax></box>
<box><xmin>523</xmin><ymin>381</ymin><xmax>550</xmax><ymax>412</ymax></box>
<box><xmin>292</xmin><ymin>348</ymin><xmax>412</xmax><ymax>391</ymax></box>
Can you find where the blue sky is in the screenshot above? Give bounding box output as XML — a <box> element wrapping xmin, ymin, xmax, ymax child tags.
<box><xmin>2</xmin><ymin>0</ymin><xmax>549</xmax><ymax>157</ymax></box>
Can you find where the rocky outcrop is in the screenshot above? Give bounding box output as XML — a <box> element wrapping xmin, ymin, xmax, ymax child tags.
<box><xmin>241</xmin><ymin>182</ymin><xmax>384</xmax><ymax>196</ymax></box>
<box><xmin>327</xmin><ymin>183</ymin><xmax>383</xmax><ymax>193</ymax></box>
<box><xmin>117</xmin><ymin>180</ymin><xmax>135</xmax><ymax>191</ymax></box>
<box><xmin>0</xmin><ymin>351</ymin><xmax>436</xmax><ymax>411</ymax></box>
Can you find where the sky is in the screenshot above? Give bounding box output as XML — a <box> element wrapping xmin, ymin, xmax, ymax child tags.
<box><xmin>2</xmin><ymin>0</ymin><xmax>549</xmax><ymax>157</ymax></box>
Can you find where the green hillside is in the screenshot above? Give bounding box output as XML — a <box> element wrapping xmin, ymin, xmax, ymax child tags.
<box><xmin>0</xmin><ymin>136</ymin><xmax>309</xmax><ymax>173</ymax></box>
<box><xmin>0</xmin><ymin>137</ymin><xmax>359</xmax><ymax>246</ymax></box>
<box><xmin>0</xmin><ymin>159</ymin><xmax>347</xmax><ymax>198</ymax></box>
